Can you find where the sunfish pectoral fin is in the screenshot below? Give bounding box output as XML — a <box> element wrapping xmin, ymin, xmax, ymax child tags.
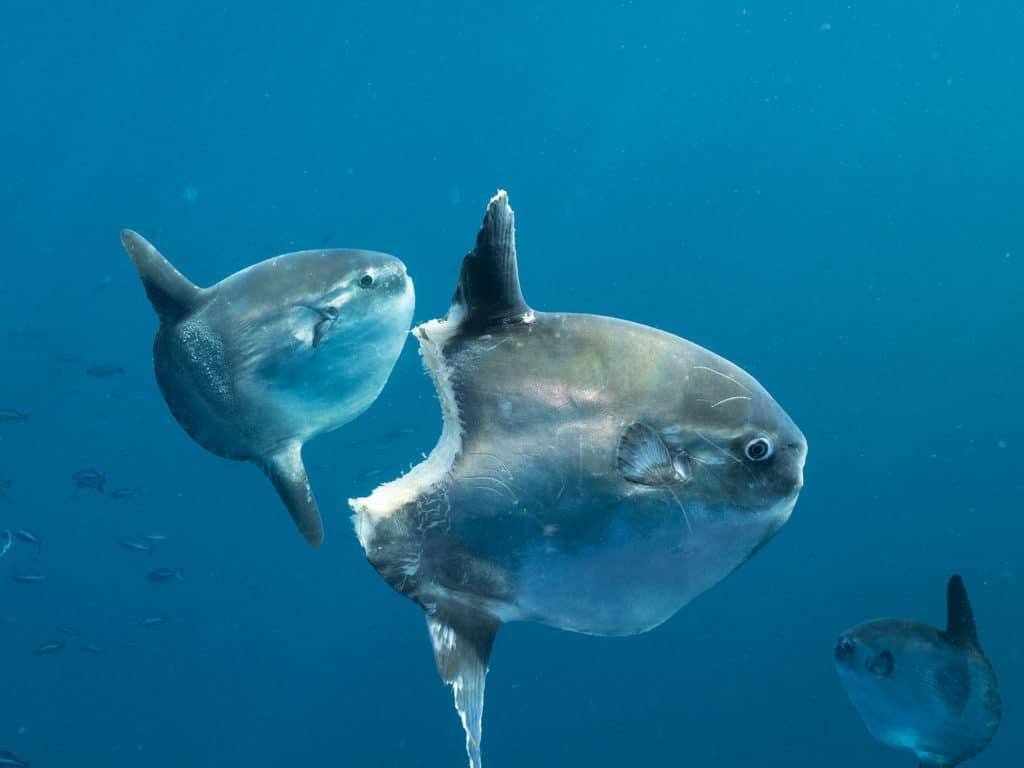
<box><xmin>617</xmin><ymin>422</ymin><xmax>680</xmax><ymax>485</ymax></box>
<box><xmin>120</xmin><ymin>229</ymin><xmax>205</xmax><ymax>324</ymax></box>
<box><xmin>945</xmin><ymin>573</ymin><xmax>981</xmax><ymax>650</ymax></box>
<box><xmin>427</xmin><ymin>607</ymin><xmax>501</xmax><ymax>768</ymax></box>
<box><xmin>451</xmin><ymin>190</ymin><xmax>531</xmax><ymax>330</ymax></box>
<box><xmin>259</xmin><ymin>443</ymin><xmax>324</xmax><ymax>548</ymax></box>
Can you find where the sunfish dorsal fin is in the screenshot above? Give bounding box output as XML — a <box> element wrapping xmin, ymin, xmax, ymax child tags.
<box><xmin>121</xmin><ymin>230</ymin><xmax>205</xmax><ymax>324</ymax></box>
<box><xmin>427</xmin><ymin>607</ymin><xmax>500</xmax><ymax>768</ymax></box>
<box><xmin>260</xmin><ymin>443</ymin><xmax>324</xmax><ymax>548</ymax></box>
<box><xmin>451</xmin><ymin>190</ymin><xmax>531</xmax><ymax>330</ymax></box>
<box><xmin>945</xmin><ymin>574</ymin><xmax>980</xmax><ymax>649</ymax></box>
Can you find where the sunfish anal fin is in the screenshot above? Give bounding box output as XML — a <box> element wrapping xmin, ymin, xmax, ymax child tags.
<box><xmin>427</xmin><ymin>607</ymin><xmax>500</xmax><ymax>768</ymax></box>
<box><xmin>121</xmin><ymin>229</ymin><xmax>205</xmax><ymax>325</ymax></box>
<box><xmin>452</xmin><ymin>189</ymin><xmax>531</xmax><ymax>331</ymax></box>
<box><xmin>945</xmin><ymin>574</ymin><xmax>980</xmax><ymax>650</ymax></box>
<box><xmin>260</xmin><ymin>443</ymin><xmax>324</xmax><ymax>548</ymax></box>
<box><xmin>617</xmin><ymin>422</ymin><xmax>686</xmax><ymax>485</ymax></box>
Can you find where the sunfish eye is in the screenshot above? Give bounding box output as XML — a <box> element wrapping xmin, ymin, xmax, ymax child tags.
<box><xmin>867</xmin><ymin>650</ymin><xmax>895</xmax><ymax>677</ymax></box>
<box><xmin>836</xmin><ymin>637</ymin><xmax>855</xmax><ymax>657</ymax></box>
<box><xmin>744</xmin><ymin>436</ymin><xmax>773</xmax><ymax>461</ymax></box>
<box><xmin>359</xmin><ymin>273</ymin><xmax>374</xmax><ymax>288</ymax></box>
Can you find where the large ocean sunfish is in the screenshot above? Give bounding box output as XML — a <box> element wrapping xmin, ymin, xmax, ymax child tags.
<box><xmin>835</xmin><ymin>575</ymin><xmax>1001</xmax><ymax>767</ymax></box>
<box><xmin>350</xmin><ymin>191</ymin><xmax>807</xmax><ymax>766</ymax></box>
<box><xmin>122</xmin><ymin>230</ymin><xmax>414</xmax><ymax>547</ymax></box>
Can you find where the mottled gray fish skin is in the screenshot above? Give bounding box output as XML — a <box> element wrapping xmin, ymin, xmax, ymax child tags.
<box><xmin>835</xmin><ymin>575</ymin><xmax>1001</xmax><ymax>768</ymax></box>
<box><xmin>121</xmin><ymin>230</ymin><xmax>415</xmax><ymax>546</ymax></box>
<box><xmin>350</xmin><ymin>190</ymin><xmax>807</xmax><ymax>767</ymax></box>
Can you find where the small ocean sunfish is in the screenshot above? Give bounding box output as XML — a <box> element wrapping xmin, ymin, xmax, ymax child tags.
<box><xmin>835</xmin><ymin>574</ymin><xmax>1001</xmax><ymax>768</ymax></box>
<box><xmin>120</xmin><ymin>229</ymin><xmax>415</xmax><ymax>546</ymax></box>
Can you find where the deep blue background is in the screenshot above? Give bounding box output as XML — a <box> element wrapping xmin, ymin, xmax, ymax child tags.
<box><xmin>2</xmin><ymin>2</ymin><xmax>1021</xmax><ymax>766</ymax></box>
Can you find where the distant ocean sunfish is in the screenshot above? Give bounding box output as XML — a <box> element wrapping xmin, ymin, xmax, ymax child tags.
<box><xmin>122</xmin><ymin>230</ymin><xmax>414</xmax><ymax>546</ymax></box>
<box><xmin>835</xmin><ymin>574</ymin><xmax>1001</xmax><ymax>768</ymax></box>
<box><xmin>350</xmin><ymin>191</ymin><xmax>807</xmax><ymax>767</ymax></box>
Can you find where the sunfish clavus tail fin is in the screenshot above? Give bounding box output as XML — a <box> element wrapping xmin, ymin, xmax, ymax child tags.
<box><xmin>451</xmin><ymin>189</ymin><xmax>531</xmax><ymax>331</ymax></box>
<box><xmin>427</xmin><ymin>607</ymin><xmax>501</xmax><ymax>768</ymax></box>
<box><xmin>260</xmin><ymin>443</ymin><xmax>324</xmax><ymax>548</ymax></box>
<box><xmin>121</xmin><ymin>230</ymin><xmax>206</xmax><ymax>324</ymax></box>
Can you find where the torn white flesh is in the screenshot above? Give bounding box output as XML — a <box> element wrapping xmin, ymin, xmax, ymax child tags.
<box><xmin>351</xmin><ymin>302</ymin><xmax>466</xmax><ymax>548</ymax></box>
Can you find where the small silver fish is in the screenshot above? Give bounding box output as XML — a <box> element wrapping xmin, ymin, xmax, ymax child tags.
<box><xmin>81</xmin><ymin>644</ymin><xmax>106</xmax><ymax>655</ymax></box>
<box><xmin>56</xmin><ymin>624</ymin><xmax>77</xmax><ymax>636</ymax></box>
<box><xmin>148</xmin><ymin>568</ymin><xmax>183</xmax><ymax>583</ymax></box>
<box><xmin>0</xmin><ymin>530</ymin><xmax>11</xmax><ymax>560</ymax></box>
<box><xmin>86</xmin><ymin>364</ymin><xmax>125</xmax><ymax>377</ymax></box>
<box><xmin>139</xmin><ymin>533</ymin><xmax>168</xmax><ymax>542</ymax></box>
<box><xmin>73</xmin><ymin>469</ymin><xmax>106</xmax><ymax>493</ymax></box>
<box><xmin>33</xmin><ymin>639</ymin><xmax>67</xmax><ymax>656</ymax></box>
<box><xmin>12</xmin><ymin>574</ymin><xmax>46</xmax><ymax>584</ymax></box>
<box><xmin>355</xmin><ymin>467</ymin><xmax>386</xmax><ymax>482</ymax></box>
<box><xmin>118</xmin><ymin>539</ymin><xmax>152</xmax><ymax>552</ymax></box>
<box><xmin>14</xmin><ymin>528</ymin><xmax>40</xmax><ymax>549</ymax></box>
<box><xmin>141</xmin><ymin>616</ymin><xmax>173</xmax><ymax>627</ymax></box>
<box><xmin>0</xmin><ymin>409</ymin><xmax>29</xmax><ymax>424</ymax></box>
<box><xmin>110</xmin><ymin>486</ymin><xmax>143</xmax><ymax>500</ymax></box>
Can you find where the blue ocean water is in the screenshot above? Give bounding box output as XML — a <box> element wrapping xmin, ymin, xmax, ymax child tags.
<box><xmin>1</xmin><ymin>2</ymin><xmax>1021</xmax><ymax>766</ymax></box>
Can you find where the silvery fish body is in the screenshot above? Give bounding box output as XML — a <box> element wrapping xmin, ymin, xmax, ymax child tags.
<box><xmin>836</xmin><ymin>575</ymin><xmax>1001</xmax><ymax>768</ymax></box>
<box><xmin>122</xmin><ymin>231</ymin><xmax>415</xmax><ymax>546</ymax></box>
<box><xmin>351</xmin><ymin>191</ymin><xmax>807</xmax><ymax>767</ymax></box>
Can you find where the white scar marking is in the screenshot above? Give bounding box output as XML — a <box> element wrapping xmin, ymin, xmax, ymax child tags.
<box><xmin>711</xmin><ymin>395</ymin><xmax>753</xmax><ymax>408</ymax></box>
<box><xmin>666</xmin><ymin>486</ymin><xmax>692</xmax><ymax>533</ymax></box>
<box><xmin>695</xmin><ymin>430</ymin><xmax>756</xmax><ymax>482</ymax></box>
<box><xmin>693</xmin><ymin>365</ymin><xmax>752</xmax><ymax>393</ymax></box>
<box><xmin>462</xmin><ymin>475</ymin><xmax>518</xmax><ymax>502</ymax></box>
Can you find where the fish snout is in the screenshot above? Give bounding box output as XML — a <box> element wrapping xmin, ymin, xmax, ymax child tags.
<box><xmin>835</xmin><ymin>635</ymin><xmax>856</xmax><ymax>664</ymax></box>
<box><xmin>375</xmin><ymin>260</ymin><xmax>414</xmax><ymax>301</ymax></box>
<box><xmin>776</xmin><ymin>430</ymin><xmax>807</xmax><ymax>493</ymax></box>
